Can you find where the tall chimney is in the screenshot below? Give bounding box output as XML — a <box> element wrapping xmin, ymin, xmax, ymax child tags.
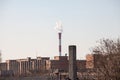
<box><xmin>59</xmin><ymin>33</ymin><xmax>62</xmax><ymax>56</ymax></box>
<box><xmin>69</xmin><ymin>45</ymin><xmax>77</xmax><ymax>80</ymax></box>
<box><xmin>55</xmin><ymin>20</ymin><xmax>63</xmax><ymax>56</ymax></box>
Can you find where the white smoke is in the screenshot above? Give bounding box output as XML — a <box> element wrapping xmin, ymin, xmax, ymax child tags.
<box><xmin>55</xmin><ymin>20</ymin><xmax>63</xmax><ymax>33</ymax></box>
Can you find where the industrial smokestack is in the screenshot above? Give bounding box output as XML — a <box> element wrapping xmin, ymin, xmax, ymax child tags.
<box><xmin>69</xmin><ymin>45</ymin><xmax>77</xmax><ymax>80</ymax></box>
<box><xmin>55</xmin><ymin>21</ymin><xmax>63</xmax><ymax>56</ymax></box>
<box><xmin>58</xmin><ymin>33</ymin><xmax>62</xmax><ymax>56</ymax></box>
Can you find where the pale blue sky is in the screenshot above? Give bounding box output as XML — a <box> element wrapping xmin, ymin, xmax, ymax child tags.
<box><xmin>0</xmin><ymin>0</ymin><xmax>120</xmax><ymax>61</ymax></box>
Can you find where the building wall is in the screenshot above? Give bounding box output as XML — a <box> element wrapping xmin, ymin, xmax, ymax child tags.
<box><xmin>46</xmin><ymin>56</ymin><xmax>69</xmax><ymax>72</ymax></box>
<box><xmin>6</xmin><ymin>60</ymin><xmax>19</xmax><ymax>75</ymax></box>
<box><xmin>0</xmin><ymin>57</ymin><xmax>50</xmax><ymax>76</ymax></box>
<box><xmin>54</xmin><ymin>56</ymin><xmax>68</xmax><ymax>60</ymax></box>
<box><xmin>0</xmin><ymin>55</ymin><xmax>91</xmax><ymax>76</ymax></box>
<box><xmin>32</xmin><ymin>59</ymin><xmax>41</xmax><ymax>71</ymax></box>
<box><xmin>19</xmin><ymin>61</ymin><xmax>32</xmax><ymax>75</ymax></box>
<box><xmin>77</xmin><ymin>60</ymin><xmax>86</xmax><ymax>71</ymax></box>
<box><xmin>86</xmin><ymin>54</ymin><xmax>102</xmax><ymax>68</ymax></box>
<box><xmin>18</xmin><ymin>57</ymin><xmax>49</xmax><ymax>75</ymax></box>
<box><xmin>51</xmin><ymin>60</ymin><xmax>69</xmax><ymax>72</ymax></box>
<box><xmin>86</xmin><ymin>54</ymin><xmax>94</xmax><ymax>68</ymax></box>
<box><xmin>0</xmin><ymin>70</ymin><xmax>13</xmax><ymax>77</ymax></box>
<box><xmin>0</xmin><ymin>62</ymin><xmax>7</xmax><ymax>71</ymax></box>
<box><xmin>46</xmin><ymin>56</ymin><xmax>86</xmax><ymax>73</ymax></box>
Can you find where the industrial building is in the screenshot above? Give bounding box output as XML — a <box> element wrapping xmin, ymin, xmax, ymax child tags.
<box><xmin>0</xmin><ymin>54</ymin><xmax>97</xmax><ymax>77</ymax></box>
<box><xmin>0</xmin><ymin>57</ymin><xmax>49</xmax><ymax>76</ymax></box>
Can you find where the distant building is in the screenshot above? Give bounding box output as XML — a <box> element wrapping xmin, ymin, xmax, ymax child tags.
<box><xmin>0</xmin><ymin>55</ymin><xmax>91</xmax><ymax>77</ymax></box>
<box><xmin>0</xmin><ymin>62</ymin><xmax>7</xmax><ymax>71</ymax></box>
<box><xmin>77</xmin><ymin>60</ymin><xmax>86</xmax><ymax>72</ymax></box>
<box><xmin>6</xmin><ymin>60</ymin><xmax>19</xmax><ymax>75</ymax></box>
<box><xmin>0</xmin><ymin>62</ymin><xmax>13</xmax><ymax>77</ymax></box>
<box><xmin>86</xmin><ymin>54</ymin><xmax>102</xmax><ymax>68</ymax></box>
<box><xmin>86</xmin><ymin>54</ymin><xmax>94</xmax><ymax>68</ymax></box>
<box><xmin>46</xmin><ymin>56</ymin><xmax>86</xmax><ymax>74</ymax></box>
<box><xmin>46</xmin><ymin>56</ymin><xmax>69</xmax><ymax>72</ymax></box>
<box><xmin>0</xmin><ymin>57</ymin><xmax>49</xmax><ymax>76</ymax></box>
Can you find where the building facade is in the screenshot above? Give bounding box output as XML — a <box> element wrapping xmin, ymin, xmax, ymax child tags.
<box><xmin>0</xmin><ymin>62</ymin><xmax>7</xmax><ymax>71</ymax></box>
<box><xmin>46</xmin><ymin>56</ymin><xmax>69</xmax><ymax>72</ymax></box>
<box><xmin>0</xmin><ymin>57</ymin><xmax>49</xmax><ymax>76</ymax></box>
<box><xmin>0</xmin><ymin>55</ymin><xmax>92</xmax><ymax>77</ymax></box>
<box><xmin>86</xmin><ymin>54</ymin><xmax>102</xmax><ymax>69</ymax></box>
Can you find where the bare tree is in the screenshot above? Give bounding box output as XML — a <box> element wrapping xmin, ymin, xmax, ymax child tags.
<box><xmin>93</xmin><ymin>38</ymin><xmax>120</xmax><ymax>80</ymax></box>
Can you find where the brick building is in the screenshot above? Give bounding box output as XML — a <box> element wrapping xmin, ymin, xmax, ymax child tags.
<box><xmin>46</xmin><ymin>56</ymin><xmax>86</xmax><ymax>73</ymax></box>
<box><xmin>77</xmin><ymin>60</ymin><xmax>86</xmax><ymax>71</ymax></box>
<box><xmin>0</xmin><ymin>55</ymin><xmax>88</xmax><ymax>77</ymax></box>
<box><xmin>86</xmin><ymin>54</ymin><xmax>102</xmax><ymax>68</ymax></box>
<box><xmin>46</xmin><ymin>56</ymin><xmax>69</xmax><ymax>72</ymax></box>
<box><xmin>0</xmin><ymin>57</ymin><xmax>49</xmax><ymax>76</ymax></box>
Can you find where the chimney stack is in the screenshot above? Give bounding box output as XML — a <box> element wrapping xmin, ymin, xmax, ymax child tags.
<box><xmin>55</xmin><ymin>21</ymin><xmax>63</xmax><ymax>56</ymax></box>
<box><xmin>58</xmin><ymin>33</ymin><xmax>62</xmax><ymax>56</ymax></box>
<box><xmin>69</xmin><ymin>45</ymin><xmax>77</xmax><ymax>80</ymax></box>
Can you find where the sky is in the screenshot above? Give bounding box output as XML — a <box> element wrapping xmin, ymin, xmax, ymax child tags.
<box><xmin>0</xmin><ymin>0</ymin><xmax>120</xmax><ymax>61</ymax></box>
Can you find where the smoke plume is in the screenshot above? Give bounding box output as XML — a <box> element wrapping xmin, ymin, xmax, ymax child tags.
<box><xmin>55</xmin><ymin>20</ymin><xmax>63</xmax><ymax>33</ymax></box>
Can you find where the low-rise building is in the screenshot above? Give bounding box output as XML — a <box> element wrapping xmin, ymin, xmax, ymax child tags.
<box><xmin>0</xmin><ymin>55</ymin><xmax>90</xmax><ymax>77</ymax></box>
<box><xmin>0</xmin><ymin>62</ymin><xmax>7</xmax><ymax>71</ymax></box>
<box><xmin>46</xmin><ymin>56</ymin><xmax>69</xmax><ymax>72</ymax></box>
<box><xmin>6</xmin><ymin>60</ymin><xmax>19</xmax><ymax>75</ymax></box>
<box><xmin>86</xmin><ymin>54</ymin><xmax>102</xmax><ymax>68</ymax></box>
<box><xmin>0</xmin><ymin>57</ymin><xmax>50</xmax><ymax>76</ymax></box>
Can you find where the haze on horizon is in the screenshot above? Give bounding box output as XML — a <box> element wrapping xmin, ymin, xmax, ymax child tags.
<box><xmin>0</xmin><ymin>0</ymin><xmax>120</xmax><ymax>61</ymax></box>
